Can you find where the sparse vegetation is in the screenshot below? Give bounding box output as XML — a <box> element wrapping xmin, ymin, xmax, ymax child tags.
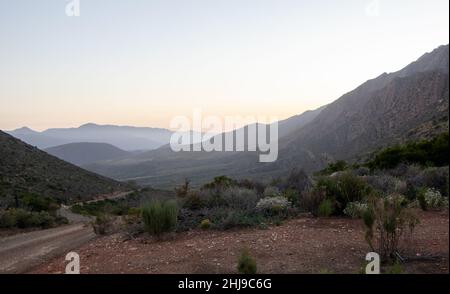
<box><xmin>363</xmin><ymin>194</ymin><xmax>419</xmax><ymax>263</ymax></box>
<box><xmin>0</xmin><ymin>208</ymin><xmax>67</xmax><ymax>229</ymax></box>
<box><xmin>237</xmin><ymin>248</ymin><xmax>257</xmax><ymax>274</ymax></box>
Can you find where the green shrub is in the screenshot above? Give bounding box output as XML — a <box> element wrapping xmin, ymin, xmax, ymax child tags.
<box><xmin>199</xmin><ymin>219</ymin><xmax>211</xmax><ymax>230</ymax></box>
<box><xmin>0</xmin><ymin>209</ymin><xmax>56</xmax><ymax>229</ymax></box>
<box><xmin>0</xmin><ymin>209</ymin><xmax>17</xmax><ymax>228</ymax></box>
<box><xmin>319</xmin><ymin>160</ymin><xmax>348</xmax><ymax>175</ymax></box>
<box><xmin>21</xmin><ymin>193</ymin><xmax>58</xmax><ymax>214</ymax></box>
<box><xmin>142</xmin><ymin>200</ymin><xmax>178</xmax><ymax>237</ymax></box>
<box><xmin>318</xmin><ymin>199</ymin><xmax>334</xmax><ymax>217</ymax></box>
<box><xmin>366</xmin><ymin>133</ymin><xmax>449</xmax><ymax>170</ymax></box>
<box><xmin>416</xmin><ymin>188</ymin><xmax>428</xmax><ymax>210</ymax></box>
<box><xmin>283</xmin><ymin>189</ymin><xmax>300</xmax><ymax>207</ymax></box>
<box><xmin>316</xmin><ymin>172</ymin><xmax>372</xmax><ymax>214</ymax></box>
<box><xmin>237</xmin><ymin>248</ymin><xmax>257</xmax><ymax>274</ymax></box>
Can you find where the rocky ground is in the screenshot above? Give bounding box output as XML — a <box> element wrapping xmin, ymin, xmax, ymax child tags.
<box><xmin>30</xmin><ymin>210</ymin><xmax>449</xmax><ymax>274</ymax></box>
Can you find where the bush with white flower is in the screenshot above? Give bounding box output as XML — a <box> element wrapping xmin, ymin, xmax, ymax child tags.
<box><xmin>256</xmin><ymin>196</ymin><xmax>291</xmax><ymax>216</ymax></box>
<box><xmin>343</xmin><ymin>201</ymin><xmax>368</xmax><ymax>219</ymax></box>
<box><xmin>424</xmin><ymin>188</ymin><xmax>448</xmax><ymax>209</ymax></box>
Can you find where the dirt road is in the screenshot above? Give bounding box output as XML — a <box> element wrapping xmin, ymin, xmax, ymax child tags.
<box><xmin>0</xmin><ymin>191</ymin><xmax>133</xmax><ymax>274</ymax></box>
<box><xmin>0</xmin><ymin>223</ymin><xmax>95</xmax><ymax>273</ymax></box>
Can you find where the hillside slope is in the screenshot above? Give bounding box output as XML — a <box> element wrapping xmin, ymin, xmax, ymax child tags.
<box><xmin>45</xmin><ymin>142</ymin><xmax>131</xmax><ymax>166</ymax></box>
<box><xmin>0</xmin><ymin>131</ymin><xmax>128</xmax><ymax>207</ymax></box>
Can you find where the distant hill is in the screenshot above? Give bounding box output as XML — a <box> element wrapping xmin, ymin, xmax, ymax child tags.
<box><xmin>7</xmin><ymin>123</ymin><xmax>174</xmax><ymax>151</ymax></box>
<box><xmin>45</xmin><ymin>142</ymin><xmax>131</xmax><ymax>166</ymax></box>
<box><xmin>0</xmin><ymin>131</ymin><xmax>128</xmax><ymax>207</ymax></box>
<box><xmin>85</xmin><ymin>44</ymin><xmax>449</xmax><ymax>188</ymax></box>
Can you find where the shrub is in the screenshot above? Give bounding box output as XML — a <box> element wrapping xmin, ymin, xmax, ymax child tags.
<box><xmin>417</xmin><ymin>188</ymin><xmax>448</xmax><ymax>210</ymax></box>
<box><xmin>319</xmin><ymin>160</ymin><xmax>348</xmax><ymax>175</ymax></box>
<box><xmin>255</xmin><ymin>196</ymin><xmax>291</xmax><ymax>216</ymax></box>
<box><xmin>263</xmin><ymin>186</ymin><xmax>282</xmax><ymax>198</ymax></box>
<box><xmin>92</xmin><ymin>214</ymin><xmax>113</xmax><ymax>235</ymax></box>
<box><xmin>272</xmin><ymin>168</ymin><xmax>311</xmax><ymax>193</ymax></box>
<box><xmin>300</xmin><ymin>188</ymin><xmax>327</xmax><ymax>217</ymax></box>
<box><xmin>406</xmin><ymin>167</ymin><xmax>449</xmax><ymax>198</ymax></box>
<box><xmin>0</xmin><ymin>209</ymin><xmax>17</xmax><ymax>228</ymax></box>
<box><xmin>366</xmin><ymin>133</ymin><xmax>449</xmax><ymax>170</ymax></box>
<box><xmin>365</xmin><ymin>175</ymin><xmax>406</xmax><ymax>195</ymax></box>
<box><xmin>343</xmin><ymin>202</ymin><xmax>368</xmax><ymax>219</ymax></box>
<box><xmin>237</xmin><ymin>248</ymin><xmax>257</xmax><ymax>274</ymax></box>
<box><xmin>0</xmin><ymin>209</ymin><xmax>56</xmax><ymax>229</ymax></box>
<box><xmin>236</xmin><ymin>179</ymin><xmax>266</xmax><ymax>195</ymax></box>
<box><xmin>318</xmin><ymin>199</ymin><xmax>334</xmax><ymax>217</ymax></box>
<box><xmin>315</xmin><ymin>172</ymin><xmax>372</xmax><ymax>214</ymax></box>
<box><xmin>283</xmin><ymin>188</ymin><xmax>300</xmax><ymax>207</ymax></box>
<box><xmin>182</xmin><ymin>192</ymin><xmax>206</xmax><ymax>210</ymax></box>
<box><xmin>21</xmin><ymin>193</ymin><xmax>59</xmax><ymax>214</ymax></box>
<box><xmin>363</xmin><ymin>194</ymin><xmax>419</xmax><ymax>262</ymax></box>
<box><xmin>221</xmin><ymin>210</ymin><xmax>266</xmax><ymax>230</ymax></box>
<box><xmin>199</xmin><ymin>219</ymin><xmax>211</xmax><ymax>230</ymax></box>
<box><xmin>221</xmin><ymin>187</ymin><xmax>259</xmax><ymax>211</ymax></box>
<box><xmin>142</xmin><ymin>200</ymin><xmax>178</xmax><ymax>237</ymax></box>
<box><xmin>203</xmin><ymin>176</ymin><xmax>236</xmax><ymax>190</ymax></box>
<box><xmin>354</xmin><ymin>166</ymin><xmax>370</xmax><ymax>177</ymax></box>
<box><xmin>175</xmin><ymin>179</ymin><xmax>191</xmax><ymax>198</ymax></box>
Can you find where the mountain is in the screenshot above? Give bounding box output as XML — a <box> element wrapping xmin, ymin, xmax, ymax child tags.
<box><xmin>277</xmin><ymin>106</ymin><xmax>326</xmax><ymax>138</ymax></box>
<box><xmin>80</xmin><ymin>45</ymin><xmax>450</xmax><ymax>188</ymax></box>
<box><xmin>84</xmin><ymin>107</ymin><xmax>325</xmax><ymax>187</ymax></box>
<box><xmin>0</xmin><ymin>131</ymin><xmax>128</xmax><ymax>207</ymax></box>
<box><xmin>45</xmin><ymin>142</ymin><xmax>131</xmax><ymax>166</ymax></box>
<box><xmin>270</xmin><ymin>45</ymin><xmax>449</xmax><ymax>173</ymax></box>
<box><xmin>7</xmin><ymin>123</ymin><xmax>174</xmax><ymax>151</ymax></box>
<box><xmin>8</xmin><ymin>127</ymin><xmax>66</xmax><ymax>149</ymax></box>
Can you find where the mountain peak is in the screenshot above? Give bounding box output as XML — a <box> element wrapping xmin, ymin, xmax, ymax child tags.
<box><xmin>10</xmin><ymin>126</ymin><xmax>38</xmax><ymax>134</ymax></box>
<box><xmin>79</xmin><ymin>123</ymin><xmax>99</xmax><ymax>129</ymax></box>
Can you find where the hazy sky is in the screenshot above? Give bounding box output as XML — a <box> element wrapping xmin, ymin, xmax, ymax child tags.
<box><xmin>0</xmin><ymin>0</ymin><xmax>449</xmax><ymax>131</ymax></box>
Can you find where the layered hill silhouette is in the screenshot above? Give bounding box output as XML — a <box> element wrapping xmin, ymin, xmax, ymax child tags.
<box><xmin>7</xmin><ymin>123</ymin><xmax>173</xmax><ymax>151</ymax></box>
<box><xmin>45</xmin><ymin>142</ymin><xmax>131</xmax><ymax>166</ymax></box>
<box><xmin>0</xmin><ymin>131</ymin><xmax>128</xmax><ymax>207</ymax></box>
<box><xmin>85</xmin><ymin>45</ymin><xmax>449</xmax><ymax>188</ymax></box>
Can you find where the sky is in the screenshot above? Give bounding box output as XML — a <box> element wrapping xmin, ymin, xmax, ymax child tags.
<box><xmin>0</xmin><ymin>0</ymin><xmax>449</xmax><ymax>131</ymax></box>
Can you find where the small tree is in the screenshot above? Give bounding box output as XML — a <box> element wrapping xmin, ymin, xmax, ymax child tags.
<box><xmin>363</xmin><ymin>194</ymin><xmax>419</xmax><ymax>263</ymax></box>
<box><xmin>175</xmin><ymin>179</ymin><xmax>190</xmax><ymax>198</ymax></box>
